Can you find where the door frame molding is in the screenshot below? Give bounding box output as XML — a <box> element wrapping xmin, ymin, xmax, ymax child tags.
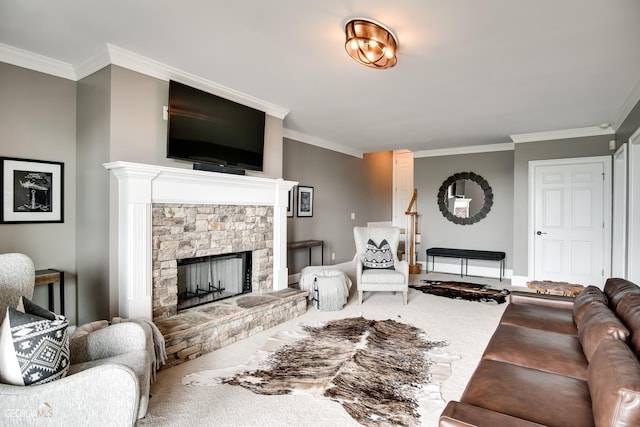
<box><xmin>612</xmin><ymin>143</ymin><xmax>628</xmax><ymax>278</ymax></box>
<box><xmin>527</xmin><ymin>156</ymin><xmax>612</xmax><ymax>284</ymax></box>
<box><xmin>628</xmin><ymin>128</ymin><xmax>640</xmax><ymax>283</ymax></box>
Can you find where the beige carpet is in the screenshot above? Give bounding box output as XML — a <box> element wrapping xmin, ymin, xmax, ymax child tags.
<box><xmin>137</xmin><ymin>272</ymin><xmax>512</xmax><ymax>427</ymax></box>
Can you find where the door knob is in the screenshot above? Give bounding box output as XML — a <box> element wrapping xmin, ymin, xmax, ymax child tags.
<box><xmin>536</xmin><ymin>231</ymin><xmax>547</xmax><ymax>235</ymax></box>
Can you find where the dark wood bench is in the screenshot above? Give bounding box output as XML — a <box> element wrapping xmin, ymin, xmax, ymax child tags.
<box><xmin>426</xmin><ymin>247</ymin><xmax>506</xmax><ymax>281</ymax></box>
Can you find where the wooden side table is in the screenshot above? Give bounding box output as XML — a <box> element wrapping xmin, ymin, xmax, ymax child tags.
<box><xmin>35</xmin><ymin>269</ymin><xmax>65</xmax><ymax>315</ymax></box>
<box><xmin>527</xmin><ymin>280</ymin><xmax>584</xmax><ymax>297</ymax></box>
<box><xmin>288</xmin><ymin>240</ymin><xmax>324</xmax><ymax>266</ymax></box>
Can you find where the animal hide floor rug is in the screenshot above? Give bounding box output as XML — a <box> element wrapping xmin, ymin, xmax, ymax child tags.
<box><xmin>183</xmin><ymin>316</ymin><xmax>458</xmax><ymax>427</ymax></box>
<box><xmin>411</xmin><ymin>280</ymin><xmax>510</xmax><ymax>304</ymax></box>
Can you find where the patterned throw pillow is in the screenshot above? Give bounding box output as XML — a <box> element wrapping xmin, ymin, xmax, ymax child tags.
<box><xmin>362</xmin><ymin>239</ymin><xmax>395</xmax><ymax>270</ymax></box>
<box><xmin>0</xmin><ymin>297</ymin><xmax>69</xmax><ymax>385</ymax></box>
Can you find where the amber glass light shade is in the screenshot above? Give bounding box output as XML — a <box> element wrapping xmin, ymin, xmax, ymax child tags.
<box><xmin>344</xmin><ymin>18</ymin><xmax>398</xmax><ymax>69</ymax></box>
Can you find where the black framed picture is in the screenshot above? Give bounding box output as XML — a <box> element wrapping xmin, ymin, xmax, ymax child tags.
<box><xmin>297</xmin><ymin>185</ymin><xmax>314</xmax><ymax>217</ymax></box>
<box><xmin>1</xmin><ymin>157</ymin><xmax>64</xmax><ymax>223</ymax></box>
<box><xmin>287</xmin><ymin>188</ymin><xmax>294</xmax><ymax>217</ymax></box>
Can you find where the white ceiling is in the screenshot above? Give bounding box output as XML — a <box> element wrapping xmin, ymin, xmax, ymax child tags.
<box><xmin>1</xmin><ymin>1</ymin><xmax>640</xmax><ymax>155</ymax></box>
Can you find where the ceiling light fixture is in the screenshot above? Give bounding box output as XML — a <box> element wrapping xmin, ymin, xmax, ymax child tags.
<box><xmin>344</xmin><ymin>18</ymin><xmax>398</xmax><ymax>70</ymax></box>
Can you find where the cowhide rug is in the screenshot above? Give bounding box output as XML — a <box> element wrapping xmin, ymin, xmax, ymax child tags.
<box><xmin>183</xmin><ymin>316</ymin><xmax>457</xmax><ymax>427</ymax></box>
<box><xmin>411</xmin><ymin>280</ymin><xmax>510</xmax><ymax>304</ymax></box>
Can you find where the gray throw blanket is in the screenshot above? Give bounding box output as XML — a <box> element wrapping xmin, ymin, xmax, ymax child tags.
<box><xmin>112</xmin><ymin>317</ymin><xmax>168</xmax><ymax>381</ymax></box>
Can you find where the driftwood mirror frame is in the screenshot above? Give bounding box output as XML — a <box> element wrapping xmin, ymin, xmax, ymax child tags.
<box><xmin>437</xmin><ymin>171</ymin><xmax>493</xmax><ymax>225</ymax></box>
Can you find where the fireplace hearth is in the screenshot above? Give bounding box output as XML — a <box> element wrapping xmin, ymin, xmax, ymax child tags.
<box><xmin>177</xmin><ymin>251</ymin><xmax>252</xmax><ymax>311</ymax></box>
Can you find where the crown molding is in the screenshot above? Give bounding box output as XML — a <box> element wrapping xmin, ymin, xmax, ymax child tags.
<box><xmin>74</xmin><ymin>47</ymin><xmax>111</xmax><ymax>80</ymax></box>
<box><xmin>612</xmin><ymin>78</ymin><xmax>640</xmax><ymax>132</ymax></box>
<box><xmin>413</xmin><ymin>142</ymin><xmax>514</xmax><ymax>158</ymax></box>
<box><xmin>0</xmin><ymin>43</ymin><xmax>289</xmax><ymax>119</ymax></box>
<box><xmin>105</xmin><ymin>44</ymin><xmax>289</xmax><ymax>119</ymax></box>
<box><xmin>510</xmin><ymin>126</ymin><xmax>614</xmax><ymax>143</ymax></box>
<box><xmin>283</xmin><ymin>129</ymin><xmax>364</xmax><ymax>158</ymax></box>
<box><xmin>0</xmin><ymin>43</ymin><xmax>76</xmax><ymax>80</ymax></box>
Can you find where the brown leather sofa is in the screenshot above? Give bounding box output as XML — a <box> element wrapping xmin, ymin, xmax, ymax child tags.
<box><xmin>439</xmin><ymin>278</ymin><xmax>640</xmax><ymax>427</ymax></box>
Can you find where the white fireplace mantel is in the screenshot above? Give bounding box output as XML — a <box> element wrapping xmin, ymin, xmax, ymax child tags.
<box><xmin>104</xmin><ymin>161</ymin><xmax>297</xmax><ymax>320</ymax></box>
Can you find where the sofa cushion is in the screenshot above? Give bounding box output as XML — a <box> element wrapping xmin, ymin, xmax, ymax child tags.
<box><xmin>604</xmin><ymin>278</ymin><xmax>640</xmax><ymax>311</ymax></box>
<box><xmin>0</xmin><ymin>297</ymin><xmax>69</xmax><ymax>385</ymax></box>
<box><xmin>588</xmin><ymin>337</ymin><xmax>640</xmax><ymax>426</ymax></box>
<box><xmin>614</xmin><ymin>295</ymin><xmax>640</xmax><ymax>359</ymax></box>
<box><xmin>482</xmin><ymin>324</ymin><xmax>588</xmax><ymax>380</ymax></box>
<box><xmin>573</xmin><ymin>285</ymin><xmax>608</xmax><ymax>325</ymax></box>
<box><xmin>440</xmin><ymin>401</ymin><xmax>547</xmax><ymax>427</ymax></box>
<box><xmin>500</xmin><ymin>303</ymin><xmax>577</xmax><ymax>335</ymax></box>
<box><xmin>362</xmin><ymin>239</ymin><xmax>394</xmax><ymax>270</ymax></box>
<box><xmin>461</xmin><ymin>359</ymin><xmax>593</xmax><ymax>427</ymax></box>
<box><xmin>578</xmin><ymin>303</ymin><xmax>629</xmax><ymax>361</ymax></box>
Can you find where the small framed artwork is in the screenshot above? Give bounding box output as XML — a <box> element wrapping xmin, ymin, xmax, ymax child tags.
<box><xmin>287</xmin><ymin>188</ymin><xmax>294</xmax><ymax>217</ymax></box>
<box><xmin>1</xmin><ymin>157</ymin><xmax>64</xmax><ymax>223</ymax></box>
<box><xmin>297</xmin><ymin>185</ymin><xmax>314</xmax><ymax>217</ymax></box>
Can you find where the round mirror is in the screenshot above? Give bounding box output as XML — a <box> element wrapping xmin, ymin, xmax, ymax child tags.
<box><xmin>437</xmin><ymin>172</ymin><xmax>493</xmax><ymax>225</ymax></box>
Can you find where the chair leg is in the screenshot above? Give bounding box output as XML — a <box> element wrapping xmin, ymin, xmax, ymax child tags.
<box><xmin>358</xmin><ymin>291</ymin><xmax>363</xmax><ymax>305</ymax></box>
<box><xmin>403</xmin><ymin>290</ymin><xmax>408</xmax><ymax>305</ymax></box>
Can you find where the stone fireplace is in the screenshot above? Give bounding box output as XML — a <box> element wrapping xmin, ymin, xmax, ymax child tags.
<box><xmin>104</xmin><ymin>161</ymin><xmax>296</xmax><ymax>320</ymax></box>
<box><xmin>152</xmin><ymin>203</ymin><xmax>273</xmax><ymax>320</ymax></box>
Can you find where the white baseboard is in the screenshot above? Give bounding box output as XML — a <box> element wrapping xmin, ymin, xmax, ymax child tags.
<box><xmin>509</xmin><ymin>275</ymin><xmax>530</xmax><ymax>287</ymax></box>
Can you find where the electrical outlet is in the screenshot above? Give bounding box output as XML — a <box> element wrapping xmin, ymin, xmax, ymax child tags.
<box><xmin>351</xmin><ymin>212</ymin><xmax>355</xmax><ymax>220</ymax></box>
<box><xmin>331</xmin><ymin>252</ymin><xmax>336</xmax><ymax>261</ymax></box>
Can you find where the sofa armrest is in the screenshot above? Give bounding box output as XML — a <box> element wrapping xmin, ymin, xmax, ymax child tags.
<box><xmin>439</xmin><ymin>401</ymin><xmax>546</xmax><ymax>427</ymax></box>
<box><xmin>509</xmin><ymin>291</ymin><xmax>575</xmax><ymax>310</ymax></box>
<box><xmin>70</xmin><ymin>322</ymin><xmax>147</xmax><ymax>364</ymax></box>
<box><xmin>0</xmin><ymin>363</ymin><xmax>139</xmax><ymax>426</ymax></box>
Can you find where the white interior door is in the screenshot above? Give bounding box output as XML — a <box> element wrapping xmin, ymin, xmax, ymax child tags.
<box><xmin>530</xmin><ymin>157</ymin><xmax>611</xmax><ymax>287</ymax></box>
<box><xmin>392</xmin><ymin>150</ymin><xmax>414</xmax><ymax>228</ymax></box>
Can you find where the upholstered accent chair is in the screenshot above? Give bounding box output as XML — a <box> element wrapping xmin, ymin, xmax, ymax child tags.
<box><xmin>353</xmin><ymin>226</ymin><xmax>409</xmax><ymax>305</ymax></box>
<box><xmin>0</xmin><ymin>253</ymin><xmax>35</xmax><ymax>316</ymax></box>
<box><xmin>0</xmin><ymin>253</ymin><xmax>150</xmax><ymax>426</ymax></box>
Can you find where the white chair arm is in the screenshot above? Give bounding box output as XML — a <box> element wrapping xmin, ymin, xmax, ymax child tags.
<box><xmin>0</xmin><ymin>363</ymin><xmax>139</xmax><ymax>426</ymax></box>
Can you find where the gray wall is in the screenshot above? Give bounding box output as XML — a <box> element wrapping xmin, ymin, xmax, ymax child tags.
<box><xmin>414</xmin><ymin>150</ymin><xmax>514</xmax><ymax>269</ymax></box>
<box><xmin>76</xmin><ymin>66</ymin><xmax>112</xmax><ymax>323</ymax></box>
<box><xmin>511</xmin><ymin>135</ymin><xmax>614</xmax><ymax>277</ymax></box>
<box><xmin>0</xmin><ymin>62</ymin><xmax>78</xmax><ymax>325</ymax></box>
<box><xmin>617</xmin><ymin>100</ymin><xmax>640</xmax><ymax>145</ymax></box>
<box><xmin>283</xmin><ymin>140</ymin><xmax>393</xmax><ymax>273</ymax></box>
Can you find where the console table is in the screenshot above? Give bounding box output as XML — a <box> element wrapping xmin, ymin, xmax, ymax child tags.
<box><xmin>35</xmin><ymin>269</ymin><xmax>65</xmax><ymax>315</ymax></box>
<box><xmin>288</xmin><ymin>240</ymin><xmax>324</xmax><ymax>266</ymax></box>
<box><xmin>426</xmin><ymin>248</ymin><xmax>506</xmax><ymax>281</ymax></box>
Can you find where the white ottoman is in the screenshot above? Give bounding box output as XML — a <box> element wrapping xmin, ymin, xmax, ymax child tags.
<box><xmin>299</xmin><ymin>267</ymin><xmax>351</xmax><ymax>311</ymax></box>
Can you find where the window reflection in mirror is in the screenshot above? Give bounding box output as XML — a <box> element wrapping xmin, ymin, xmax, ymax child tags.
<box><xmin>446</xmin><ymin>179</ymin><xmax>485</xmax><ymax>218</ymax></box>
<box><xmin>437</xmin><ymin>172</ymin><xmax>493</xmax><ymax>225</ymax></box>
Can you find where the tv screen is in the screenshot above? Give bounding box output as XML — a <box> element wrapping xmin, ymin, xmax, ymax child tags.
<box><xmin>167</xmin><ymin>80</ymin><xmax>266</xmax><ymax>172</ymax></box>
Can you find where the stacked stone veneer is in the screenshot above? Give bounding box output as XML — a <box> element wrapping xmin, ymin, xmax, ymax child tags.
<box><xmin>156</xmin><ymin>288</ymin><xmax>308</xmax><ymax>368</ymax></box>
<box><xmin>151</xmin><ymin>203</ymin><xmax>309</xmax><ymax>367</ymax></box>
<box><xmin>152</xmin><ymin>203</ymin><xmax>274</xmax><ymax>320</ymax></box>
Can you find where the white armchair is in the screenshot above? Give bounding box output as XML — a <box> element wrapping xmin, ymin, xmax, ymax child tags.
<box><xmin>353</xmin><ymin>226</ymin><xmax>409</xmax><ymax>305</ymax></box>
<box><xmin>0</xmin><ymin>253</ymin><xmax>149</xmax><ymax>426</ymax></box>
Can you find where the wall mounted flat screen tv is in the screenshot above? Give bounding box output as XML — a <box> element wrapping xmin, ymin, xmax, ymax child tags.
<box><xmin>167</xmin><ymin>80</ymin><xmax>266</xmax><ymax>172</ymax></box>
